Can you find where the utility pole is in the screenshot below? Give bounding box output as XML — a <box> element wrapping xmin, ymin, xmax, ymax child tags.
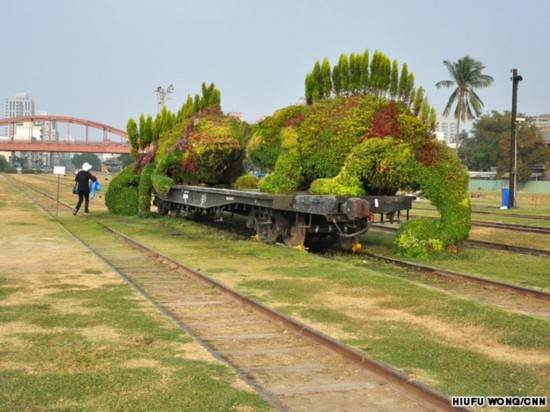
<box><xmin>508</xmin><ymin>69</ymin><xmax>522</xmax><ymax>208</ymax></box>
<box><xmin>155</xmin><ymin>84</ymin><xmax>174</xmax><ymax>112</ymax></box>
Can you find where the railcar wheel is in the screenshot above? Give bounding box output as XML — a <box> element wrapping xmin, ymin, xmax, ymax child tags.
<box><xmin>157</xmin><ymin>200</ymin><xmax>169</xmax><ymax>216</ymax></box>
<box><xmin>283</xmin><ymin>215</ymin><xmax>306</xmax><ymax>247</ymax></box>
<box><xmin>339</xmin><ymin>235</ymin><xmax>360</xmax><ymax>251</ymax></box>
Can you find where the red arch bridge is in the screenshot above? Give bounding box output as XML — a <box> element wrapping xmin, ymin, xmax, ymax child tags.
<box><xmin>0</xmin><ymin>115</ymin><xmax>130</xmax><ymax>154</ymax></box>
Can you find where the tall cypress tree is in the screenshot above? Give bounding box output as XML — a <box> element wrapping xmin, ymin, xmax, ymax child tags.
<box><xmin>321</xmin><ymin>58</ymin><xmax>332</xmax><ymax>98</ymax></box>
<box><xmin>380</xmin><ymin>53</ymin><xmax>392</xmax><ymax>96</ymax></box>
<box><xmin>360</xmin><ymin>49</ymin><xmax>370</xmax><ymax>94</ymax></box>
<box><xmin>348</xmin><ymin>53</ymin><xmax>359</xmax><ymax>94</ymax></box>
<box><xmin>369</xmin><ymin>51</ymin><xmax>382</xmax><ymax>95</ymax></box>
<box><xmin>305</xmin><ymin>73</ymin><xmax>315</xmax><ymax>104</ymax></box>
<box><xmin>389</xmin><ymin>59</ymin><xmax>399</xmax><ymax>99</ymax></box>
<box><xmin>126</xmin><ymin>118</ymin><xmax>139</xmax><ymax>159</ymax></box>
<box><xmin>338</xmin><ymin>53</ymin><xmax>349</xmax><ymax>95</ymax></box>
<box><xmin>178</xmin><ymin>94</ymin><xmax>195</xmax><ymax>121</ymax></box>
<box><xmin>398</xmin><ymin>63</ymin><xmax>410</xmax><ymax>101</ymax></box>
<box><xmin>312</xmin><ymin>60</ymin><xmax>323</xmax><ymax>101</ymax></box>
<box><xmin>413</xmin><ymin>86</ymin><xmax>425</xmax><ymax>116</ymax></box>
<box><xmin>193</xmin><ymin>94</ymin><xmax>201</xmax><ymax>113</ymax></box>
<box><xmin>406</xmin><ymin>72</ymin><xmax>415</xmax><ymax>105</ymax></box>
<box><xmin>211</xmin><ymin>88</ymin><xmax>221</xmax><ymax>109</ymax></box>
<box><xmin>138</xmin><ymin>114</ymin><xmax>146</xmax><ymax>148</ymax></box>
<box><xmin>354</xmin><ymin>53</ymin><xmax>362</xmax><ymax>94</ymax></box>
<box><xmin>331</xmin><ymin>63</ymin><xmax>341</xmax><ymax>96</ymax></box>
<box><xmin>141</xmin><ymin>115</ymin><xmax>153</xmax><ymax>148</ymax></box>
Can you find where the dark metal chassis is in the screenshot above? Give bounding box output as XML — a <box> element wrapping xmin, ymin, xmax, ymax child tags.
<box><xmin>153</xmin><ymin>185</ymin><xmax>414</xmax><ymax>249</ymax></box>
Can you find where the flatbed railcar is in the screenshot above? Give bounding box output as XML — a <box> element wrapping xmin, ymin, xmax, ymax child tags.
<box><xmin>153</xmin><ymin>185</ymin><xmax>413</xmax><ymax>250</ymax></box>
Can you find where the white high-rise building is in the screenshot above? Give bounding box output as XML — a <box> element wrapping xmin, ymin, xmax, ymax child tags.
<box><xmin>435</xmin><ymin>116</ymin><xmax>458</xmax><ymax>146</ymax></box>
<box><xmin>531</xmin><ymin>114</ymin><xmax>550</xmax><ymax>148</ymax></box>
<box><xmin>5</xmin><ymin>92</ymin><xmax>35</xmax><ymax>136</ymax></box>
<box><xmin>2</xmin><ymin>93</ymin><xmax>60</xmax><ymax>169</ymax></box>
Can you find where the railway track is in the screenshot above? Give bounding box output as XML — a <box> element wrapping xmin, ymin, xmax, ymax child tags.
<box><xmin>360</xmin><ymin>250</ymin><xmax>550</xmax><ymax>303</ymax></box>
<box><xmin>6</xmin><ymin>175</ymin><xmax>467</xmax><ymax>411</ymax></box>
<box><xmin>372</xmin><ymin>224</ymin><xmax>550</xmax><ymax>258</ymax></box>
<box><xmin>408</xmin><ymin>215</ymin><xmax>550</xmax><ymax>235</ymax></box>
<box><xmin>414</xmin><ymin>206</ymin><xmax>550</xmax><ymax>221</ymax></box>
<box><xmin>13</xmin><ymin>174</ymin><xmax>550</xmax><ymax>302</ymax></box>
<box><xmin>470</xmin><ymin>220</ymin><xmax>550</xmax><ymax>234</ymax></box>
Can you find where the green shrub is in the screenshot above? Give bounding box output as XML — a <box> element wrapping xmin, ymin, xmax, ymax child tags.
<box><xmin>247</xmin><ymin>105</ymin><xmax>306</xmax><ymax>171</ymax></box>
<box><xmin>151</xmin><ymin>169</ymin><xmax>174</xmax><ymax>194</ymax></box>
<box><xmin>310</xmin><ymin>137</ymin><xmax>416</xmax><ymax>196</ymax></box>
<box><xmin>105</xmin><ymin>165</ymin><xmax>141</xmax><ymax>215</ymax></box>
<box><xmin>394</xmin><ymin>141</ymin><xmax>471</xmax><ymax>256</ymax></box>
<box><xmin>394</xmin><ymin>218</ymin><xmax>444</xmax><ymax>258</ymax></box>
<box><xmin>258</xmin><ymin>128</ymin><xmax>303</xmax><ymax>193</ymax></box>
<box><xmin>233</xmin><ymin>174</ymin><xmax>259</xmax><ymax>189</ymax></box>
<box><xmin>155</xmin><ymin>113</ymin><xmax>245</xmax><ymax>186</ymax></box>
<box><xmin>138</xmin><ymin>163</ymin><xmax>154</xmax><ymax>213</ymax></box>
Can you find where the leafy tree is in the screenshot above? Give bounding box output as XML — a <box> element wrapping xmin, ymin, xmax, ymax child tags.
<box><xmin>117</xmin><ymin>153</ymin><xmax>134</xmax><ymax>168</ymax></box>
<box><xmin>0</xmin><ymin>155</ymin><xmax>9</xmax><ymax>171</ymax></box>
<box><xmin>71</xmin><ymin>153</ymin><xmax>102</xmax><ymax>172</ymax></box>
<box><xmin>497</xmin><ymin>122</ymin><xmax>550</xmax><ymax>181</ymax></box>
<box><xmin>436</xmin><ymin>56</ymin><xmax>494</xmax><ymax>153</ymax></box>
<box><xmin>460</xmin><ymin>111</ymin><xmax>510</xmax><ymax>170</ymax></box>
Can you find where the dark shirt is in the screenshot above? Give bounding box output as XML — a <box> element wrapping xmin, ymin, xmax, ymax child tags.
<box><xmin>75</xmin><ymin>170</ymin><xmax>96</xmax><ymax>192</ymax></box>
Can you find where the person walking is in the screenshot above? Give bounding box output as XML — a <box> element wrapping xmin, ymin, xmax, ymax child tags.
<box><xmin>73</xmin><ymin>162</ymin><xmax>97</xmax><ymax>216</ymax></box>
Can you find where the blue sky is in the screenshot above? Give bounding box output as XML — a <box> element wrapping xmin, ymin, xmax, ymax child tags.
<box><xmin>1</xmin><ymin>0</ymin><xmax>549</xmax><ymax>131</ymax></box>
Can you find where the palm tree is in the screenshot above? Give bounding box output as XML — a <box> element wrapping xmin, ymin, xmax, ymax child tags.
<box><xmin>436</xmin><ymin>56</ymin><xmax>494</xmax><ymax>152</ymax></box>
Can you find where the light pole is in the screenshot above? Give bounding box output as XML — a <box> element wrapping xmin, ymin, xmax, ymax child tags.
<box><xmin>508</xmin><ymin>69</ymin><xmax>522</xmax><ymax>208</ymax></box>
<box><xmin>155</xmin><ymin>84</ymin><xmax>174</xmax><ymax>112</ymax></box>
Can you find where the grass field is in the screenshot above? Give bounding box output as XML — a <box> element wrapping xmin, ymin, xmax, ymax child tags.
<box><xmin>4</xmin><ymin>173</ymin><xmax>550</xmax><ymax>410</ymax></box>
<box><xmin>98</xmin><ymin>213</ymin><xmax>550</xmax><ymax>404</ymax></box>
<box><xmin>0</xmin><ymin>175</ymin><xmax>273</xmax><ymax>411</ymax></box>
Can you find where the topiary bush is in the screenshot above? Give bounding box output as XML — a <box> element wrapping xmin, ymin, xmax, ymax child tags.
<box><xmin>233</xmin><ymin>174</ymin><xmax>260</xmax><ymax>190</ymax></box>
<box><xmin>151</xmin><ymin>169</ymin><xmax>173</xmax><ymax>195</ymax></box>
<box><xmin>138</xmin><ymin>163</ymin><xmax>154</xmax><ymax>213</ymax></box>
<box><xmin>247</xmin><ymin>105</ymin><xmax>306</xmax><ymax>171</ymax></box>
<box><xmin>108</xmin><ymin>84</ymin><xmax>252</xmax><ymax>218</ymax></box>
<box><xmin>257</xmin><ymin>128</ymin><xmax>303</xmax><ymax>193</ymax></box>
<box><xmin>154</xmin><ymin>112</ymin><xmax>246</xmax><ymax>187</ymax></box>
<box><xmin>105</xmin><ymin>164</ymin><xmax>141</xmax><ymax>216</ymax></box>
<box><xmin>394</xmin><ymin>140</ymin><xmax>471</xmax><ymax>256</ymax></box>
<box><xmin>310</xmin><ymin>137</ymin><xmax>416</xmax><ymax>196</ymax></box>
